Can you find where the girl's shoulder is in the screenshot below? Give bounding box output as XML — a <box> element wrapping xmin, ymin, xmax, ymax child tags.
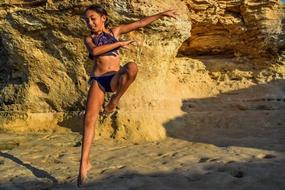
<box><xmin>83</xmin><ymin>33</ymin><xmax>93</xmax><ymax>41</ymax></box>
<box><xmin>109</xmin><ymin>27</ymin><xmax>120</xmax><ymax>39</ymax></box>
<box><xmin>83</xmin><ymin>35</ymin><xmax>96</xmax><ymax>48</ymax></box>
<box><xmin>84</xmin><ymin>35</ymin><xmax>93</xmax><ymax>43</ymax></box>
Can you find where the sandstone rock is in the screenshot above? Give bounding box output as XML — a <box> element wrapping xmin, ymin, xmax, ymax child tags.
<box><xmin>178</xmin><ymin>0</ymin><xmax>285</xmax><ymax>59</ymax></box>
<box><xmin>0</xmin><ymin>0</ymin><xmax>284</xmax><ymax>141</ymax></box>
<box><xmin>0</xmin><ymin>0</ymin><xmax>191</xmax><ymax>141</ymax></box>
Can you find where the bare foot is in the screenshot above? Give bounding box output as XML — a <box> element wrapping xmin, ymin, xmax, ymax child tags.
<box><xmin>77</xmin><ymin>162</ymin><xmax>92</xmax><ymax>187</ymax></box>
<box><xmin>104</xmin><ymin>95</ymin><xmax>119</xmax><ymax>115</ymax></box>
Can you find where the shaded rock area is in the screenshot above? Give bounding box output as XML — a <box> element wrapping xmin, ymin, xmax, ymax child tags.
<box><xmin>0</xmin><ymin>0</ymin><xmax>284</xmax><ymax>142</ymax></box>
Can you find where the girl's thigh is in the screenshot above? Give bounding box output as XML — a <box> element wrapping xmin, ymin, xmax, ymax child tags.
<box><xmin>110</xmin><ymin>65</ymin><xmax>128</xmax><ymax>92</ymax></box>
<box><xmin>85</xmin><ymin>80</ymin><xmax>105</xmax><ymax>115</ymax></box>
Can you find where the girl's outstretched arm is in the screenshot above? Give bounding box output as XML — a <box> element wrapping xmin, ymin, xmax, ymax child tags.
<box><xmin>113</xmin><ymin>10</ymin><xmax>178</xmax><ymax>36</ymax></box>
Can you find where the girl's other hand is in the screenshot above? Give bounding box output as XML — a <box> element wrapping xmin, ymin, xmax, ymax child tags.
<box><xmin>160</xmin><ymin>9</ymin><xmax>179</xmax><ymax>19</ymax></box>
<box><xmin>119</xmin><ymin>40</ymin><xmax>136</xmax><ymax>49</ymax></box>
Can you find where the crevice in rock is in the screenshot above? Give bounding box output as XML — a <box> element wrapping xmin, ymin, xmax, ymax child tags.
<box><xmin>110</xmin><ymin>111</ymin><xmax>119</xmax><ymax>139</ymax></box>
<box><xmin>176</xmin><ymin>37</ymin><xmax>235</xmax><ymax>57</ymax></box>
<box><xmin>36</xmin><ymin>82</ymin><xmax>50</xmax><ymax>94</ymax></box>
<box><xmin>1</xmin><ymin>0</ymin><xmax>47</xmax><ymax>8</ymax></box>
<box><xmin>0</xmin><ymin>31</ymin><xmax>29</xmax><ymax>111</ymax></box>
<box><xmin>0</xmin><ymin>35</ymin><xmax>10</xmax><ymax>89</ymax></box>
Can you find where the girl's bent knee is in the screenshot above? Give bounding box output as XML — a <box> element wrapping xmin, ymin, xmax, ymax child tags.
<box><xmin>126</xmin><ymin>62</ymin><xmax>138</xmax><ymax>77</ymax></box>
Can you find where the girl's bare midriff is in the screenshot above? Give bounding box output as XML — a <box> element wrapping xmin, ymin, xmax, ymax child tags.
<box><xmin>92</xmin><ymin>53</ymin><xmax>121</xmax><ymax>76</ymax></box>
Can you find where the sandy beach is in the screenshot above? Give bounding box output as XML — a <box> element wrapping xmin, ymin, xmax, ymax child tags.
<box><xmin>1</xmin><ymin>119</ymin><xmax>285</xmax><ymax>190</ymax></box>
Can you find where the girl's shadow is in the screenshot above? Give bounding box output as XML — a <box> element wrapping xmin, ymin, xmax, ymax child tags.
<box><xmin>0</xmin><ymin>151</ymin><xmax>58</xmax><ymax>184</ymax></box>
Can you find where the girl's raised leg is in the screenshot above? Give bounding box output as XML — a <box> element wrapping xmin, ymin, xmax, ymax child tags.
<box><xmin>78</xmin><ymin>80</ymin><xmax>105</xmax><ymax>187</ymax></box>
<box><xmin>104</xmin><ymin>62</ymin><xmax>138</xmax><ymax>114</ymax></box>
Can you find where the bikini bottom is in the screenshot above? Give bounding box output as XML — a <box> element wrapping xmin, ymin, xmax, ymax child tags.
<box><xmin>89</xmin><ymin>73</ymin><xmax>116</xmax><ymax>93</ymax></box>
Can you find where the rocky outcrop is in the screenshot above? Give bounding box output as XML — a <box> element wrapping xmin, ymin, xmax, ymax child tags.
<box><xmin>0</xmin><ymin>0</ymin><xmax>284</xmax><ymax>141</ymax></box>
<box><xmin>178</xmin><ymin>0</ymin><xmax>285</xmax><ymax>58</ymax></box>
<box><xmin>0</xmin><ymin>0</ymin><xmax>191</xmax><ymax>140</ymax></box>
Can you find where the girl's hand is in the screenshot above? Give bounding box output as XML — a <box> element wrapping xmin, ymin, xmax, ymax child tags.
<box><xmin>160</xmin><ymin>10</ymin><xmax>179</xmax><ymax>19</ymax></box>
<box><xmin>119</xmin><ymin>40</ymin><xmax>136</xmax><ymax>49</ymax></box>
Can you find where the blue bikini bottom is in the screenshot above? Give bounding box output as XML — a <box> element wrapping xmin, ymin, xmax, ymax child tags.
<box><xmin>89</xmin><ymin>73</ymin><xmax>116</xmax><ymax>92</ymax></box>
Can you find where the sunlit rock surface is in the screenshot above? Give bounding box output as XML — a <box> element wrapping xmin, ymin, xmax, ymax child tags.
<box><xmin>0</xmin><ymin>0</ymin><xmax>284</xmax><ymax>141</ymax></box>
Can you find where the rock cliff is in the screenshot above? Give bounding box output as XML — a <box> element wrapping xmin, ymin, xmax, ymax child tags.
<box><xmin>0</xmin><ymin>0</ymin><xmax>284</xmax><ymax>141</ymax></box>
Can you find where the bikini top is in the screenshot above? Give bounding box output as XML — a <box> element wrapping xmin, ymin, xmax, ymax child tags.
<box><xmin>88</xmin><ymin>30</ymin><xmax>120</xmax><ymax>60</ymax></box>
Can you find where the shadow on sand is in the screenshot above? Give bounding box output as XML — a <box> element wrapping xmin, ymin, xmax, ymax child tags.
<box><xmin>164</xmin><ymin>79</ymin><xmax>285</xmax><ymax>152</ymax></box>
<box><xmin>0</xmin><ymin>151</ymin><xmax>58</xmax><ymax>184</ymax></box>
<box><xmin>0</xmin><ymin>158</ymin><xmax>284</xmax><ymax>190</ymax></box>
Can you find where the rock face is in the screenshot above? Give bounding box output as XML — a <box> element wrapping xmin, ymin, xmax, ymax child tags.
<box><xmin>0</xmin><ymin>0</ymin><xmax>284</xmax><ymax>141</ymax></box>
<box><xmin>178</xmin><ymin>0</ymin><xmax>285</xmax><ymax>58</ymax></box>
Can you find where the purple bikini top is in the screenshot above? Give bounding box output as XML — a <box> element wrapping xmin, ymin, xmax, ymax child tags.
<box><xmin>89</xmin><ymin>30</ymin><xmax>120</xmax><ymax>59</ymax></box>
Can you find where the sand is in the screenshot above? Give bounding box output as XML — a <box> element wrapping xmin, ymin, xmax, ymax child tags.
<box><xmin>0</xmin><ymin>122</ymin><xmax>285</xmax><ymax>190</ymax></box>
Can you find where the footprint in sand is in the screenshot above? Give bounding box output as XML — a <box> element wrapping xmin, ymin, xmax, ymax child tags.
<box><xmin>157</xmin><ymin>153</ymin><xmax>169</xmax><ymax>158</ymax></box>
<box><xmin>186</xmin><ymin>173</ymin><xmax>203</xmax><ymax>182</ymax></box>
<box><xmin>225</xmin><ymin>160</ymin><xmax>236</xmax><ymax>164</ymax></box>
<box><xmin>73</xmin><ymin>141</ymin><xmax>81</xmax><ymax>147</ymax></box>
<box><xmin>157</xmin><ymin>153</ymin><xmax>163</xmax><ymax>157</ymax></box>
<box><xmin>161</xmin><ymin>161</ymin><xmax>168</xmax><ymax>165</ymax></box>
<box><xmin>255</xmin><ymin>153</ymin><xmax>276</xmax><ymax>159</ymax></box>
<box><xmin>100</xmin><ymin>165</ymin><xmax>126</xmax><ymax>174</ymax></box>
<box><xmin>157</xmin><ymin>151</ymin><xmax>180</xmax><ymax>158</ymax></box>
<box><xmin>221</xmin><ymin>167</ymin><xmax>245</xmax><ymax>178</ymax></box>
<box><xmin>172</xmin><ymin>152</ymin><xmax>179</xmax><ymax>157</ymax></box>
<box><xmin>230</xmin><ymin>170</ymin><xmax>244</xmax><ymax>178</ymax></box>
<box><xmin>199</xmin><ymin>157</ymin><xmax>220</xmax><ymax>163</ymax></box>
<box><xmin>57</xmin><ymin>154</ymin><xmax>65</xmax><ymax>159</ymax></box>
<box><xmin>199</xmin><ymin>157</ymin><xmax>210</xmax><ymax>163</ymax></box>
<box><xmin>204</xmin><ymin>164</ymin><xmax>245</xmax><ymax>178</ymax></box>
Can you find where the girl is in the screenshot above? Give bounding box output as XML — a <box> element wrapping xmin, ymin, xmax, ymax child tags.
<box><xmin>78</xmin><ymin>4</ymin><xmax>178</xmax><ymax>187</ymax></box>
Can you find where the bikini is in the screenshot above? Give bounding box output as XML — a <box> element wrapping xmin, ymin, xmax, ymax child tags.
<box><xmin>88</xmin><ymin>30</ymin><xmax>120</xmax><ymax>92</ymax></box>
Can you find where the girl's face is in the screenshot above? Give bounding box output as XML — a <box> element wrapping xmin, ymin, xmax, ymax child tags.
<box><xmin>84</xmin><ymin>10</ymin><xmax>106</xmax><ymax>33</ymax></box>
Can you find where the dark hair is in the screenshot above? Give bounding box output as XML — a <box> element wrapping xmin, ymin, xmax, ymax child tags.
<box><xmin>84</xmin><ymin>4</ymin><xmax>110</xmax><ymax>28</ymax></box>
